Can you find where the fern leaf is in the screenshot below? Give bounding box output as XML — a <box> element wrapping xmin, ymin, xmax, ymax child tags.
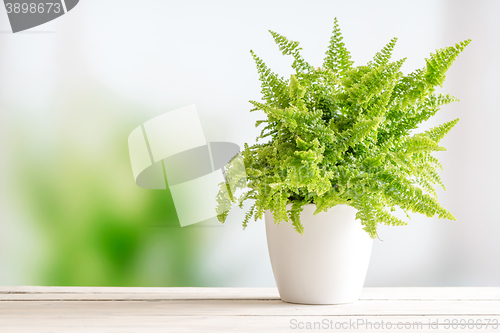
<box><xmin>242</xmin><ymin>204</ymin><xmax>256</xmax><ymax>229</ymax></box>
<box><xmin>377</xmin><ymin>208</ymin><xmax>408</xmax><ymax>227</ymax></box>
<box><xmin>425</xmin><ymin>39</ymin><xmax>471</xmax><ymax>88</ymax></box>
<box><xmin>423</xmin><ymin>118</ymin><xmax>459</xmax><ymax>143</ymax></box>
<box><xmin>268</xmin><ymin>30</ymin><xmax>313</xmax><ymax>73</ymax></box>
<box><xmin>250</xmin><ymin>50</ymin><xmax>290</xmax><ymax>107</ymax></box>
<box><xmin>402</xmin><ymin>134</ymin><xmax>446</xmax><ymax>155</ymax></box>
<box><xmin>370</xmin><ymin>37</ymin><xmax>398</xmax><ymax>67</ymax></box>
<box><xmin>323</xmin><ymin>18</ymin><xmax>354</xmax><ymax>77</ymax></box>
<box><xmin>289</xmin><ymin>201</ymin><xmax>305</xmax><ymax>235</ymax></box>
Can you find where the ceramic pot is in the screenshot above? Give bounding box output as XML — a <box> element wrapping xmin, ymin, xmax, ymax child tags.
<box><xmin>265</xmin><ymin>204</ymin><xmax>373</xmax><ymax>304</ymax></box>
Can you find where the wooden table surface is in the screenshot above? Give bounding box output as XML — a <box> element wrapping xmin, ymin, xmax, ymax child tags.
<box><xmin>1</xmin><ymin>287</ymin><xmax>499</xmax><ymax>332</ymax></box>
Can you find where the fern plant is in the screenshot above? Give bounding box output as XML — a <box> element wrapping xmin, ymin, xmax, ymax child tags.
<box><xmin>217</xmin><ymin>18</ymin><xmax>470</xmax><ymax>239</ymax></box>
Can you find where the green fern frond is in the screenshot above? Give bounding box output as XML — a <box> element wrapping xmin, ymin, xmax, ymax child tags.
<box><xmin>401</xmin><ymin>134</ymin><xmax>447</xmax><ymax>155</ymax></box>
<box><xmin>250</xmin><ymin>50</ymin><xmax>290</xmax><ymax>107</ymax></box>
<box><xmin>268</xmin><ymin>30</ymin><xmax>313</xmax><ymax>74</ymax></box>
<box><xmin>289</xmin><ymin>201</ymin><xmax>305</xmax><ymax>235</ymax></box>
<box><xmin>377</xmin><ymin>208</ymin><xmax>408</xmax><ymax>227</ymax></box>
<box><xmin>242</xmin><ymin>204</ymin><xmax>256</xmax><ymax>229</ymax></box>
<box><xmin>370</xmin><ymin>37</ymin><xmax>398</xmax><ymax>67</ymax></box>
<box><xmin>216</xmin><ymin>182</ymin><xmax>234</xmax><ymax>223</ymax></box>
<box><xmin>425</xmin><ymin>39</ymin><xmax>471</xmax><ymax>88</ymax></box>
<box><xmin>423</xmin><ymin>118</ymin><xmax>460</xmax><ymax>143</ymax></box>
<box><xmin>323</xmin><ymin>18</ymin><xmax>354</xmax><ymax>78</ymax></box>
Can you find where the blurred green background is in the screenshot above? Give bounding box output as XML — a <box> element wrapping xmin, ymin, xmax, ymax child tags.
<box><xmin>9</xmin><ymin>86</ymin><xmax>206</xmax><ymax>286</ymax></box>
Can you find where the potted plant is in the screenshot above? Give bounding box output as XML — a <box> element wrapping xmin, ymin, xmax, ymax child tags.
<box><xmin>217</xmin><ymin>18</ymin><xmax>470</xmax><ymax>304</ymax></box>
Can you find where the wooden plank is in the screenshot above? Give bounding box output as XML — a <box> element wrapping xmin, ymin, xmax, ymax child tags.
<box><xmin>1</xmin><ymin>288</ymin><xmax>499</xmax><ymax>332</ymax></box>
<box><xmin>1</xmin><ymin>316</ymin><xmax>500</xmax><ymax>333</ymax></box>
<box><xmin>361</xmin><ymin>287</ymin><xmax>500</xmax><ymax>300</ymax></box>
<box><xmin>0</xmin><ymin>287</ymin><xmax>499</xmax><ymax>301</ymax></box>
<box><xmin>0</xmin><ymin>299</ymin><xmax>499</xmax><ymax>316</ymax></box>
<box><xmin>0</xmin><ymin>287</ymin><xmax>280</xmax><ymax>300</ymax></box>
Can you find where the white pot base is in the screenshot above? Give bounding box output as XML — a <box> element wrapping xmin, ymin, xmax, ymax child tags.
<box><xmin>280</xmin><ymin>298</ymin><xmax>358</xmax><ymax>305</ymax></box>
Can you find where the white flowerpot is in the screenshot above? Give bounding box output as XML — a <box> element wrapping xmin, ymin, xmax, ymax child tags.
<box><xmin>265</xmin><ymin>204</ymin><xmax>373</xmax><ymax>305</ymax></box>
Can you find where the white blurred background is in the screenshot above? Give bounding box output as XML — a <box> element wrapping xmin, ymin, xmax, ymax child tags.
<box><xmin>0</xmin><ymin>0</ymin><xmax>498</xmax><ymax>287</ymax></box>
